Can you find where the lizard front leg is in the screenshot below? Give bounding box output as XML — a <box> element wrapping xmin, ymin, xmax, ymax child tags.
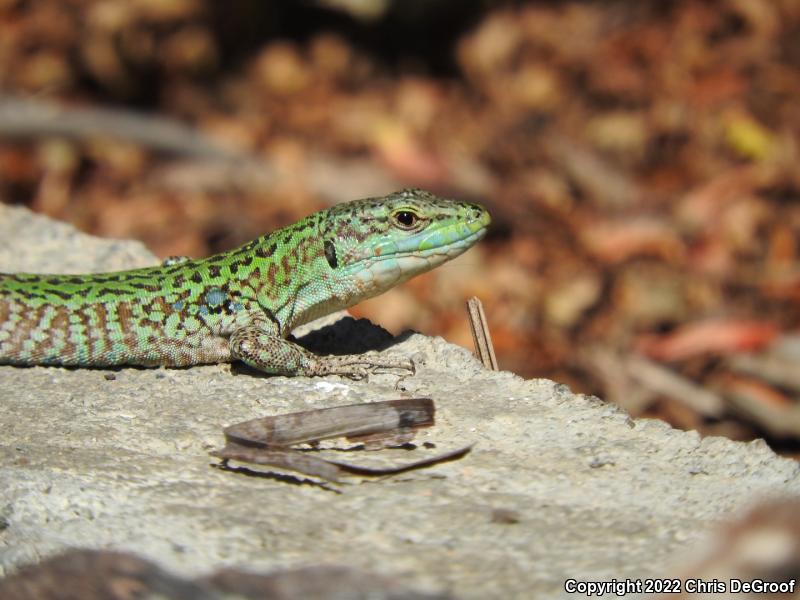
<box><xmin>229</xmin><ymin>318</ymin><xmax>414</xmax><ymax>379</ymax></box>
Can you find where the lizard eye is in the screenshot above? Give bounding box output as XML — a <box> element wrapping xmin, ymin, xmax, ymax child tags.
<box><xmin>393</xmin><ymin>210</ymin><xmax>419</xmax><ymax>229</ymax></box>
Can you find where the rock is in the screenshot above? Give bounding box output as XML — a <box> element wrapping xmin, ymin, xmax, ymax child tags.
<box><xmin>1</xmin><ymin>206</ymin><xmax>798</xmax><ymax>599</ymax></box>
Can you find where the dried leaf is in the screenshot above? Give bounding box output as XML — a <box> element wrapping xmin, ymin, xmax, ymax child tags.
<box><xmin>212</xmin><ymin>399</ymin><xmax>472</xmax><ymax>483</ymax></box>
<box><xmin>637</xmin><ymin>319</ymin><xmax>779</xmax><ymax>362</ymax></box>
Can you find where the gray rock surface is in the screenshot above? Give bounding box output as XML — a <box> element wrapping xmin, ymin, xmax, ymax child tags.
<box><xmin>1</xmin><ymin>204</ymin><xmax>798</xmax><ymax>599</ymax></box>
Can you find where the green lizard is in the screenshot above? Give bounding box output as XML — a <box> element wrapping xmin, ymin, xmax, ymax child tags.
<box><xmin>0</xmin><ymin>189</ymin><xmax>490</xmax><ymax>378</ymax></box>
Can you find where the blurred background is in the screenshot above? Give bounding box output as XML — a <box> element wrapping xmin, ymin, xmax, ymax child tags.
<box><xmin>1</xmin><ymin>0</ymin><xmax>799</xmax><ymax>454</ymax></box>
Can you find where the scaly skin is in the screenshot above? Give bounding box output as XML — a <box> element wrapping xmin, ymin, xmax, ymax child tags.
<box><xmin>0</xmin><ymin>189</ymin><xmax>490</xmax><ymax>378</ymax></box>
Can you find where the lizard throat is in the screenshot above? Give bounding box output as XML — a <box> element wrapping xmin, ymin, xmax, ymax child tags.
<box><xmin>342</xmin><ymin>223</ymin><xmax>488</xmax><ymax>300</ymax></box>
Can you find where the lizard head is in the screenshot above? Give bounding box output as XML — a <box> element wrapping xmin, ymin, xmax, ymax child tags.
<box><xmin>320</xmin><ymin>188</ymin><xmax>491</xmax><ymax>298</ymax></box>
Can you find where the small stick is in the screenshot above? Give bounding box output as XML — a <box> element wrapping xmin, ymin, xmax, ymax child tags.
<box><xmin>467</xmin><ymin>297</ymin><xmax>498</xmax><ymax>370</ymax></box>
<box><xmin>626</xmin><ymin>355</ymin><xmax>724</xmax><ymax>417</ymax></box>
<box><xmin>0</xmin><ymin>95</ymin><xmax>241</xmax><ymax>160</ymax></box>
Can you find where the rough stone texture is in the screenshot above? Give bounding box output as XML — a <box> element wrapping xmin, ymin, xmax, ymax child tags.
<box><xmin>1</xmin><ymin>205</ymin><xmax>798</xmax><ymax>599</ymax></box>
<box><xmin>0</xmin><ymin>204</ymin><xmax>156</xmax><ymax>274</ymax></box>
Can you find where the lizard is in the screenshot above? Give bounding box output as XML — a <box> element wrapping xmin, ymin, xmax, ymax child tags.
<box><xmin>0</xmin><ymin>189</ymin><xmax>490</xmax><ymax>379</ymax></box>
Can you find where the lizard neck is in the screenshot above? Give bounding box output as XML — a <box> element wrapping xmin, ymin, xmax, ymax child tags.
<box><xmin>246</xmin><ymin>215</ymin><xmax>352</xmax><ymax>333</ymax></box>
<box><xmin>238</xmin><ymin>214</ymin><xmax>385</xmax><ymax>334</ymax></box>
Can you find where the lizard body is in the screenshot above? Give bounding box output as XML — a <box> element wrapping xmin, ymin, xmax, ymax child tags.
<box><xmin>0</xmin><ymin>189</ymin><xmax>490</xmax><ymax>378</ymax></box>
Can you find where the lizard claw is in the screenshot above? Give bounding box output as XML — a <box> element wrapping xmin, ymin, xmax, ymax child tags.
<box><xmin>313</xmin><ymin>355</ymin><xmax>415</xmax><ymax>380</ymax></box>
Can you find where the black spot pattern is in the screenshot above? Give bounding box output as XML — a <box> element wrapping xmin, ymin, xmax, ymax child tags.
<box><xmin>324</xmin><ymin>240</ymin><xmax>338</xmax><ymax>269</ymax></box>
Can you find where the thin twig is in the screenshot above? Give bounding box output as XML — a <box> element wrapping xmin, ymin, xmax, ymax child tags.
<box><xmin>0</xmin><ymin>95</ymin><xmax>243</xmax><ymax>160</ymax></box>
<box><xmin>626</xmin><ymin>354</ymin><xmax>725</xmax><ymax>417</ymax></box>
<box><xmin>467</xmin><ymin>296</ymin><xmax>498</xmax><ymax>370</ymax></box>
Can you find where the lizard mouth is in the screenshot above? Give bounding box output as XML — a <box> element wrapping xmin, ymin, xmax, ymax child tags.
<box><xmin>410</xmin><ymin>221</ymin><xmax>489</xmax><ymax>260</ymax></box>
<box><xmin>368</xmin><ymin>209</ymin><xmax>491</xmax><ymax>263</ymax></box>
<box><xmin>342</xmin><ymin>210</ymin><xmax>491</xmax><ymax>286</ymax></box>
